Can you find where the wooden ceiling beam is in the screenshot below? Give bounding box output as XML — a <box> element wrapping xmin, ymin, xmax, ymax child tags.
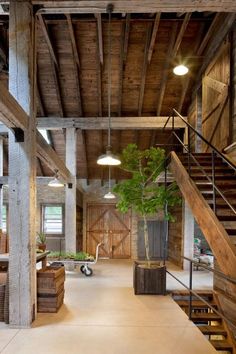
<box><xmin>172</xmin><ymin>13</ymin><xmax>191</xmax><ymax>55</ymax></box>
<box><xmin>37</xmin><ymin>14</ymin><xmax>58</xmax><ymax>68</ymax></box>
<box><xmin>37</xmin><ymin>157</ymin><xmax>45</xmax><ymax>176</ymax></box>
<box><xmin>196</xmin><ymin>13</ymin><xmax>220</xmax><ymax>56</ymax></box>
<box><xmin>123</xmin><ymin>13</ymin><xmax>130</xmax><ymax>63</ymax></box>
<box><xmin>66</xmin><ymin>14</ymin><xmax>80</xmax><ymax>68</ymax></box>
<box><xmin>147</xmin><ymin>12</ymin><xmax>161</xmax><ymax>64</ymax></box>
<box><xmin>138</xmin><ymin>23</ymin><xmax>151</xmax><ymax>116</ymax></box>
<box><xmin>37</xmin><ymin>116</ymin><xmax>186</xmax><ymax>129</ymax></box>
<box><xmin>35</xmin><ymin>1</ymin><xmax>236</xmax><ymax>13</ymax></box>
<box><xmin>96</xmin><ymin>13</ymin><xmax>103</xmax><ymax>65</ymax></box>
<box><xmin>0</xmin><ymin>82</ymin><xmax>71</xmax><ymax>181</ymax></box>
<box><xmin>51</xmin><ymin>58</ymin><xmax>64</xmax><ymax>117</ymax></box>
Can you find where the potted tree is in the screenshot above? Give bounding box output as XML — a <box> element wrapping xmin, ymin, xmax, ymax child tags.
<box><xmin>37</xmin><ymin>232</ymin><xmax>47</xmax><ymax>252</ymax></box>
<box><xmin>113</xmin><ymin>144</ymin><xmax>181</xmax><ymax>295</ymax></box>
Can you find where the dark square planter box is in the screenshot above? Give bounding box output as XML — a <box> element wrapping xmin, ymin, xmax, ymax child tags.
<box><xmin>133</xmin><ymin>261</ymin><xmax>166</xmax><ymax>295</ymax></box>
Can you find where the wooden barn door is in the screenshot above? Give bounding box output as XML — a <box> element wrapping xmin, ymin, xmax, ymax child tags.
<box><xmin>86</xmin><ymin>204</ymin><xmax>131</xmax><ymax>259</ymax></box>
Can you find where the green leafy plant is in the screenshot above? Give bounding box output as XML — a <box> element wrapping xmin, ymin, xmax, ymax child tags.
<box><xmin>37</xmin><ymin>232</ymin><xmax>47</xmax><ymax>245</ymax></box>
<box><xmin>113</xmin><ymin>144</ymin><xmax>181</xmax><ymax>267</ymax></box>
<box><xmin>48</xmin><ymin>250</ymin><xmax>94</xmax><ymax>261</ymax></box>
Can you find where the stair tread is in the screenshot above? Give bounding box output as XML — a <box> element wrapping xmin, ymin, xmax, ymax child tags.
<box><xmin>191</xmin><ymin>312</ymin><xmax>221</xmax><ymax>321</ymax></box>
<box><xmin>209</xmin><ymin>340</ymin><xmax>233</xmax><ymax>351</ymax></box>
<box><xmin>176</xmin><ymin>300</ymin><xmax>216</xmax><ymax>308</ymax></box>
<box><xmin>199</xmin><ymin>325</ymin><xmax>227</xmax><ymax>335</ymax></box>
<box><xmin>172</xmin><ymin>290</ymin><xmax>213</xmax><ymax>296</ymax></box>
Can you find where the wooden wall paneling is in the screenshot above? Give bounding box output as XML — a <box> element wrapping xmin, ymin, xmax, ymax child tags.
<box><xmin>202</xmin><ymin>41</ymin><xmax>230</xmax><ymax>152</ymax></box>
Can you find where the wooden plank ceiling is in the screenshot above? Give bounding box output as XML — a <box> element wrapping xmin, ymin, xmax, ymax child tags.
<box><xmin>0</xmin><ymin>11</ymin><xmax>225</xmax><ymax>180</ymax></box>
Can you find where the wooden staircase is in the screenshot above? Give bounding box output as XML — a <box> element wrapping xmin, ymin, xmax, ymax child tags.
<box><xmin>172</xmin><ymin>290</ymin><xmax>235</xmax><ymax>353</ymax></box>
<box><xmin>178</xmin><ymin>153</ymin><xmax>236</xmax><ymax>248</ymax></box>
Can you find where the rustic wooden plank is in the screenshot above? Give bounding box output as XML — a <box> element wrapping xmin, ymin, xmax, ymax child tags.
<box><xmin>65</xmin><ymin>128</ymin><xmax>77</xmax><ymax>253</ymax></box>
<box><xmin>37</xmin><ymin>116</ymin><xmax>186</xmax><ymax>129</ymax></box>
<box><xmin>138</xmin><ymin>23</ymin><xmax>151</xmax><ymax>116</ymax></box>
<box><xmin>34</xmin><ymin>1</ymin><xmax>236</xmax><ymax>13</ymax></box>
<box><xmin>170</xmin><ymin>151</ymin><xmax>236</xmax><ymax>278</ymax></box>
<box><xmin>37</xmin><ymin>14</ymin><xmax>58</xmax><ymax>68</ymax></box>
<box><xmin>147</xmin><ymin>12</ymin><xmax>161</xmax><ymax>64</ymax></box>
<box><xmin>8</xmin><ymin>1</ymin><xmax>37</xmax><ymax>328</ymax></box>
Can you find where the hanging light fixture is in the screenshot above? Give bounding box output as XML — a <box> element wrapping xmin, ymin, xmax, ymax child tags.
<box><xmin>97</xmin><ymin>4</ymin><xmax>121</xmax><ymax>166</ymax></box>
<box><xmin>104</xmin><ymin>166</ymin><xmax>116</xmax><ymax>199</ymax></box>
<box><xmin>173</xmin><ymin>64</ymin><xmax>189</xmax><ymax>76</ymax></box>
<box><xmin>48</xmin><ymin>170</ymin><xmax>64</xmax><ymax>188</ymax></box>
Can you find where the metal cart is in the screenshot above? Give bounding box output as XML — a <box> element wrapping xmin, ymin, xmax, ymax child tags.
<box><xmin>77</xmin><ymin>242</ymin><xmax>102</xmax><ymax>276</ymax></box>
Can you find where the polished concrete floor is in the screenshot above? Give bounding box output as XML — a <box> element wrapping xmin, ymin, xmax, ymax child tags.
<box><xmin>0</xmin><ymin>260</ymin><xmax>216</xmax><ymax>354</ymax></box>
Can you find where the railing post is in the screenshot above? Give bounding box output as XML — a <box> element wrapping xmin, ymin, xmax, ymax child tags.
<box><xmin>187</xmin><ymin>126</ymin><xmax>191</xmax><ymax>176</ymax></box>
<box><xmin>188</xmin><ymin>260</ymin><xmax>193</xmax><ymax>320</ymax></box>
<box><xmin>212</xmin><ymin>151</ymin><xmax>216</xmax><ymax>214</ymax></box>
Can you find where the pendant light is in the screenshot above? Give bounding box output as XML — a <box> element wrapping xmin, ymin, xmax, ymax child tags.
<box><xmin>48</xmin><ymin>170</ymin><xmax>64</xmax><ymax>188</ymax></box>
<box><xmin>104</xmin><ymin>166</ymin><xmax>116</xmax><ymax>199</ymax></box>
<box><xmin>97</xmin><ymin>4</ymin><xmax>121</xmax><ymax>166</ymax></box>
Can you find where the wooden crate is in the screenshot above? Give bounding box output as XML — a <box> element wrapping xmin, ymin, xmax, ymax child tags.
<box><xmin>37</xmin><ymin>265</ymin><xmax>65</xmax><ymax>294</ymax></box>
<box><xmin>37</xmin><ymin>288</ymin><xmax>64</xmax><ymax>313</ymax></box>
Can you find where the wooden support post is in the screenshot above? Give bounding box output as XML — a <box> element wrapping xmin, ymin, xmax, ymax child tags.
<box><xmin>65</xmin><ymin>128</ymin><xmax>77</xmax><ymax>253</ymax></box>
<box><xmin>8</xmin><ymin>1</ymin><xmax>37</xmax><ymax>328</ymax></box>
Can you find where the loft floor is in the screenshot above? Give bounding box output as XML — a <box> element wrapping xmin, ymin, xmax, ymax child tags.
<box><xmin>0</xmin><ymin>260</ymin><xmax>215</xmax><ymax>354</ymax></box>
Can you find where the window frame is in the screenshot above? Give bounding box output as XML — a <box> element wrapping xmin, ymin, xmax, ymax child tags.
<box><xmin>41</xmin><ymin>204</ymin><xmax>65</xmax><ymax>236</ymax></box>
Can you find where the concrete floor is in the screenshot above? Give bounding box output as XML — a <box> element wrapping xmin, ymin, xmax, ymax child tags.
<box><xmin>0</xmin><ymin>260</ymin><xmax>216</xmax><ymax>354</ymax></box>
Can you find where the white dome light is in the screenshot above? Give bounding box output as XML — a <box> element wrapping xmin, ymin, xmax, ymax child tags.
<box><xmin>173</xmin><ymin>65</ymin><xmax>189</xmax><ymax>76</ymax></box>
<box><xmin>104</xmin><ymin>191</ymin><xmax>116</xmax><ymax>199</ymax></box>
<box><xmin>97</xmin><ymin>150</ymin><xmax>121</xmax><ymax>166</ymax></box>
<box><xmin>48</xmin><ymin>177</ymin><xmax>64</xmax><ymax>188</ymax></box>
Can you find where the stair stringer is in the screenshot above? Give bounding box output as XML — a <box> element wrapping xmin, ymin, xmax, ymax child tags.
<box><xmin>169</xmin><ymin>151</ymin><xmax>236</xmax><ymax>278</ymax></box>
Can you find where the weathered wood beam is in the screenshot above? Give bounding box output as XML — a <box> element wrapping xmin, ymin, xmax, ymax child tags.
<box><xmin>96</xmin><ymin>36</ymin><xmax>102</xmax><ymax>116</ymax></box>
<box><xmin>66</xmin><ymin>14</ymin><xmax>83</xmax><ymax>116</ymax></box>
<box><xmin>138</xmin><ymin>23</ymin><xmax>151</xmax><ymax>116</ymax></box>
<box><xmin>66</xmin><ymin>14</ymin><xmax>80</xmax><ymax>68</ymax></box>
<box><xmin>123</xmin><ymin>13</ymin><xmax>130</xmax><ymax>63</ymax></box>
<box><xmin>35</xmin><ymin>1</ymin><xmax>236</xmax><ymax>13</ymax></box>
<box><xmin>147</xmin><ymin>12</ymin><xmax>161</xmax><ymax>64</ymax></box>
<box><xmin>37</xmin><ymin>14</ymin><xmax>58</xmax><ymax>68</ymax></box>
<box><xmin>37</xmin><ymin>116</ymin><xmax>186</xmax><ymax>129</ymax></box>
<box><xmin>36</xmin><ymin>80</ymin><xmax>45</xmax><ymax>117</ymax></box>
<box><xmin>50</xmin><ymin>58</ymin><xmax>64</xmax><ymax>117</ymax></box>
<box><xmin>36</xmin><ymin>132</ymin><xmax>71</xmax><ymax>181</ymax></box>
<box><xmin>172</xmin><ymin>13</ymin><xmax>191</xmax><ymax>55</ymax></box>
<box><xmin>37</xmin><ymin>157</ymin><xmax>44</xmax><ymax>176</ymax></box>
<box><xmin>96</xmin><ymin>13</ymin><xmax>103</xmax><ymax>65</ymax></box>
<box><xmin>170</xmin><ymin>151</ymin><xmax>236</xmax><ymax>278</ymax></box>
<box><xmin>197</xmin><ymin>13</ymin><xmax>220</xmax><ymax>56</ymax></box>
<box><xmin>118</xmin><ymin>22</ymin><xmax>125</xmax><ymax>116</ymax></box>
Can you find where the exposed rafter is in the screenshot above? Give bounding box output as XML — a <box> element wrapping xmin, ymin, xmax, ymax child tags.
<box><xmin>66</xmin><ymin>14</ymin><xmax>80</xmax><ymax>68</ymax></box>
<box><xmin>123</xmin><ymin>14</ymin><xmax>130</xmax><ymax>63</ymax></box>
<box><xmin>96</xmin><ymin>13</ymin><xmax>103</xmax><ymax>65</ymax></box>
<box><xmin>37</xmin><ymin>14</ymin><xmax>58</xmax><ymax>68</ymax></box>
<box><xmin>172</xmin><ymin>13</ymin><xmax>191</xmax><ymax>55</ymax></box>
<box><xmin>147</xmin><ymin>12</ymin><xmax>161</xmax><ymax>64</ymax></box>
<box><xmin>197</xmin><ymin>13</ymin><xmax>221</xmax><ymax>56</ymax></box>
<box><xmin>138</xmin><ymin>23</ymin><xmax>152</xmax><ymax>116</ymax></box>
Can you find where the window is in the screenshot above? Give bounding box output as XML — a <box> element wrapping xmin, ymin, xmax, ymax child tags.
<box><xmin>42</xmin><ymin>205</ymin><xmax>63</xmax><ymax>234</ymax></box>
<box><xmin>2</xmin><ymin>205</ymin><xmax>7</xmax><ymax>232</ymax></box>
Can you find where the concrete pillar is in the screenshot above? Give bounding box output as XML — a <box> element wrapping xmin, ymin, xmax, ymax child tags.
<box><xmin>183</xmin><ymin>201</ymin><xmax>195</xmax><ymax>270</ymax></box>
<box><xmin>8</xmin><ymin>2</ymin><xmax>36</xmax><ymax>327</ymax></box>
<box><xmin>65</xmin><ymin>128</ymin><xmax>77</xmax><ymax>253</ymax></box>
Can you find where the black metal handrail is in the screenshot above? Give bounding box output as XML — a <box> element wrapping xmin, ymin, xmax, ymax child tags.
<box><xmin>164</xmin><ymin>108</ymin><xmax>236</xmax><ymax>216</ymax></box>
<box><xmin>167</xmin><ymin>257</ymin><xmax>236</xmax><ymax>330</ymax></box>
<box><xmin>172</xmin><ymin>108</ymin><xmax>236</xmax><ymax>172</ymax></box>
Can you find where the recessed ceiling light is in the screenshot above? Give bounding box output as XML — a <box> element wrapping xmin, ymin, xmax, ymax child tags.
<box><xmin>173</xmin><ymin>65</ymin><xmax>189</xmax><ymax>76</ymax></box>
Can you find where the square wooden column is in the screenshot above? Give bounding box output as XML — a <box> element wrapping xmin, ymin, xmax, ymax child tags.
<box><xmin>65</xmin><ymin>128</ymin><xmax>77</xmax><ymax>253</ymax></box>
<box><xmin>8</xmin><ymin>1</ymin><xmax>37</xmax><ymax>327</ymax></box>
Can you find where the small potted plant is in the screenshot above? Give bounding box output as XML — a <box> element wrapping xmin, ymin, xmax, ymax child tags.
<box><xmin>113</xmin><ymin>144</ymin><xmax>181</xmax><ymax>295</ymax></box>
<box><xmin>37</xmin><ymin>232</ymin><xmax>47</xmax><ymax>252</ymax></box>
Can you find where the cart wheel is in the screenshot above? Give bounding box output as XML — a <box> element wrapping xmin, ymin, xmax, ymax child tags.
<box><xmin>84</xmin><ymin>267</ymin><xmax>93</xmax><ymax>276</ymax></box>
<box><xmin>80</xmin><ymin>265</ymin><xmax>85</xmax><ymax>273</ymax></box>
